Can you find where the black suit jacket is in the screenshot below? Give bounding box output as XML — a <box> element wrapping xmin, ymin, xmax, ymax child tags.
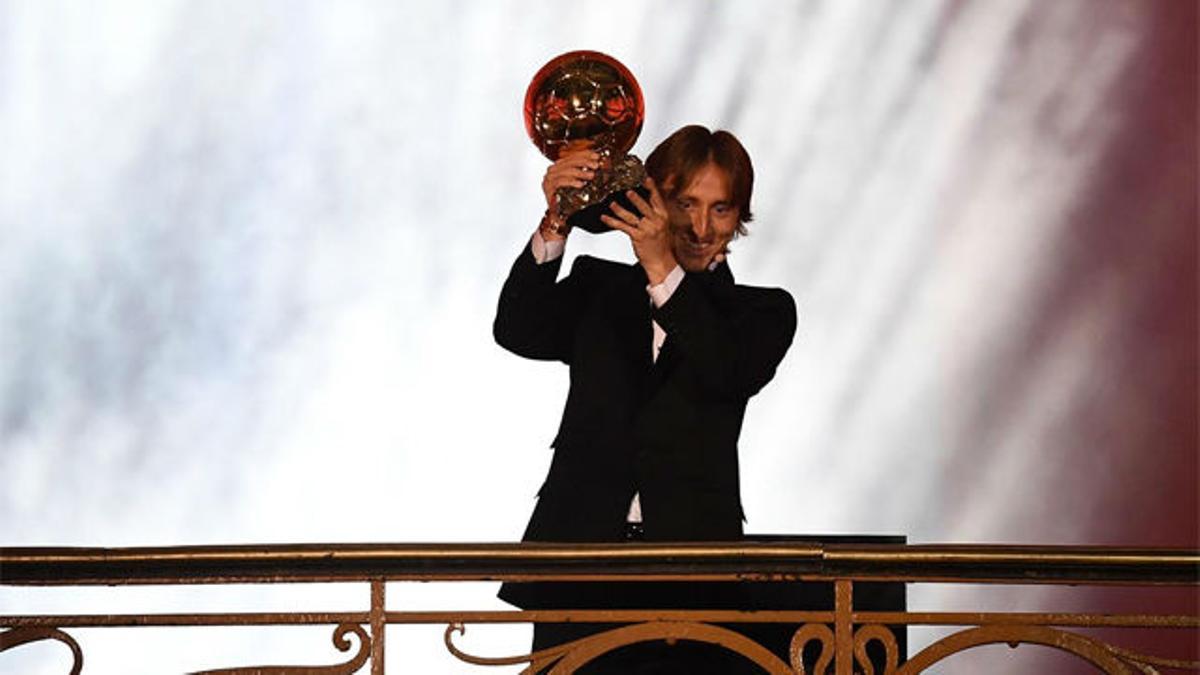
<box><xmin>494</xmin><ymin>244</ymin><xmax>796</xmax><ymax>606</ymax></box>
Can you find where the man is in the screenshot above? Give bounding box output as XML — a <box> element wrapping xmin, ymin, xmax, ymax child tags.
<box><xmin>494</xmin><ymin>125</ymin><xmax>797</xmax><ymax>670</ymax></box>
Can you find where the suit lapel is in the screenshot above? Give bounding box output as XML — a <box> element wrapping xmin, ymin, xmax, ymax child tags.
<box><xmin>646</xmin><ymin>332</ymin><xmax>677</xmax><ymax>396</ymax></box>
<box><xmin>603</xmin><ymin>261</ymin><xmax>739</xmax><ymax>400</ymax></box>
<box><xmin>607</xmin><ymin>264</ymin><xmax>653</xmax><ymax>370</ymax></box>
<box><xmin>645</xmin><ymin>262</ymin><xmax>736</xmax><ymax>396</ymax></box>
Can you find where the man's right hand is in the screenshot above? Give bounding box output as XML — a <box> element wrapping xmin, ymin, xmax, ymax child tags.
<box><xmin>540</xmin><ymin>150</ymin><xmax>601</xmax><ymax>240</ymax></box>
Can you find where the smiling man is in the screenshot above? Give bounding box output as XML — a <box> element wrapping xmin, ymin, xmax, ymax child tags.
<box><xmin>494</xmin><ymin>125</ymin><xmax>797</xmax><ymax>672</ymax></box>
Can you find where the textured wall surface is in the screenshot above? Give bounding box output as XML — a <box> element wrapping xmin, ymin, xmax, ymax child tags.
<box><xmin>2</xmin><ymin>1</ymin><xmax>1195</xmax><ymax>672</ymax></box>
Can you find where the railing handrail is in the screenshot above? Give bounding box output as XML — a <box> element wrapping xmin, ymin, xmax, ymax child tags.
<box><xmin>3</xmin><ymin>542</ymin><xmax>1197</xmax><ymax>585</ymax></box>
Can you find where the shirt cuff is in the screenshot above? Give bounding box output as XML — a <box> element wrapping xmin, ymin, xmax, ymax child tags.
<box><xmin>646</xmin><ymin>264</ymin><xmax>685</xmax><ymax>307</ymax></box>
<box><xmin>531</xmin><ymin>229</ymin><xmax>566</xmax><ymax>264</ymax></box>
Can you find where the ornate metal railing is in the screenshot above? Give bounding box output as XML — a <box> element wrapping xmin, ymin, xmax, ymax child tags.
<box><xmin>2</xmin><ymin>542</ymin><xmax>1197</xmax><ymax>673</ymax></box>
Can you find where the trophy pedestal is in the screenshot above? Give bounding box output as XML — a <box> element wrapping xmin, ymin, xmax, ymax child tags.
<box><xmin>558</xmin><ymin>154</ymin><xmax>648</xmax><ymax>234</ymax></box>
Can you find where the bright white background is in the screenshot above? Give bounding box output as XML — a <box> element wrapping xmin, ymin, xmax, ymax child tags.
<box><xmin>2</xmin><ymin>1</ymin><xmax>1195</xmax><ymax>673</ymax></box>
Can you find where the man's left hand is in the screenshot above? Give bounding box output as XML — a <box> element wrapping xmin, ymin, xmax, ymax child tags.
<box><xmin>600</xmin><ymin>178</ymin><xmax>678</xmax><ymax>285</ymax></box>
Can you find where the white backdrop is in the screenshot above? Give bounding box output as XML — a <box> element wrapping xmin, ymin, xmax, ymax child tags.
<box><xmin>2</xmin><ymin>1</ymin><xmax>1196</xmax><ymax>673</ymax></box>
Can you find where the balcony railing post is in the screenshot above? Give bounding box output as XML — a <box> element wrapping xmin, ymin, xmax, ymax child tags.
<box><xmin>835</xmin><ymin>579</ymin><xmax>853</xmax><ymax>675</ymax></box>
<box><xmin>370</xmin><ymin>579</ymin><xmax>385</xmax><ymax>675</ymax></box>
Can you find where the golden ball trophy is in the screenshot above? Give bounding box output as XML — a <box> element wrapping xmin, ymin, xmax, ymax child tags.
<box><xmin>524</xmin><ymin>50</ymin><xmax>648</xmax><ymax>233</ymax></box>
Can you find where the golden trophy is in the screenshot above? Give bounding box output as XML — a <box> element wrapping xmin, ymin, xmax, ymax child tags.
<box><xmin>524</xmin><ymin>50</ymin><xmax>648</xmax><ymax>233</ymax></box>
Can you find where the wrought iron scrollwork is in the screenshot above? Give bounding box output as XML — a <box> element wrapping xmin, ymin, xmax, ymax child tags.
<box><xmin>853</xmin><ymin>623</ymin><xmax>900</xmax><ymax>675</ymax></box>
<box><xmin>445</xmin><ymin>620</ymin><xmax>794</xmax><ymax>674</ymax></box>
<box><xmin>444</xmin><ymin>623</ymin><xmax>574</xmax><ymax>674</ymax></box>
<box><xmin>1105</xmin><ymin>643</ymin><xmax>1200</xmax><ymax>673</ymax></box>
<box><xmin>192</xmin><ymin>622</ymin><xmax>370</xmax><ymax>675</ymax></box>
<box><xmin>1</xmin><ymin>627</ymin><xmax>84</xmax><ymax>675</ymax></box>
<box><xmin>789</xmin><ymin>622</ymin><xmax>834</xmax><ymax>675</ymax></box>
<box><xmin>895</xmin><ymin>624</ymin><xmax>1200</xmax><ymax>675</ymax></box>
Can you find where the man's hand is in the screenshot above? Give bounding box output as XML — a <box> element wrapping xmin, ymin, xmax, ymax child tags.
<box><xmin>540</xmin><ymin>150</ymin><xmax>601</xmax><ymax>241</ymax></box>
<box><xmin>600</xmin><ymin>178</ymin><xmax>678</xmax><ymax>284</ymax></box>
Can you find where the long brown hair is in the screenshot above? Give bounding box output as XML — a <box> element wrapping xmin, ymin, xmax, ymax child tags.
<box><xmin>645</xmin><ymin>125</ymin><xmax>754</xmax><ymax>235</ymax></box>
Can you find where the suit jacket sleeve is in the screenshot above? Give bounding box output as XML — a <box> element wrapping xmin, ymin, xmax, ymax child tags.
<box><xmin>652</xmin><ymin>272</ymin><xmax>797</xmax><ymax>400</ymax></box>
<box><xmin>493</xmin><ymin>244</ymin><xmax>587</xmax><ymax>363</ymax></box>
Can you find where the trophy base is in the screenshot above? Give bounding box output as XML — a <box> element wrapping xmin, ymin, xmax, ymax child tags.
<box><xmin>566</xmin><ymin>186</ymin><xmax>653</xmax><ymax>234</ymax></box>
<box><xmin>557</xmin><ymin>154</ymin><xmax>648</xmax><ymax>234</ymax></box>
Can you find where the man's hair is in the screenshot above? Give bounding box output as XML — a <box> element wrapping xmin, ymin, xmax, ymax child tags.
<box><xmin>645</xmin><ymin>125</ymin><xmax>754</xmax><ymax>235</ymax></box>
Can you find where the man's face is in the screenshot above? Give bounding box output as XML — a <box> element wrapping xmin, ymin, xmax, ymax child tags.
<box><xmin>665</xmin><ymin>162</ymin><xmax>740</xmax><ymax>272</ymax></box>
